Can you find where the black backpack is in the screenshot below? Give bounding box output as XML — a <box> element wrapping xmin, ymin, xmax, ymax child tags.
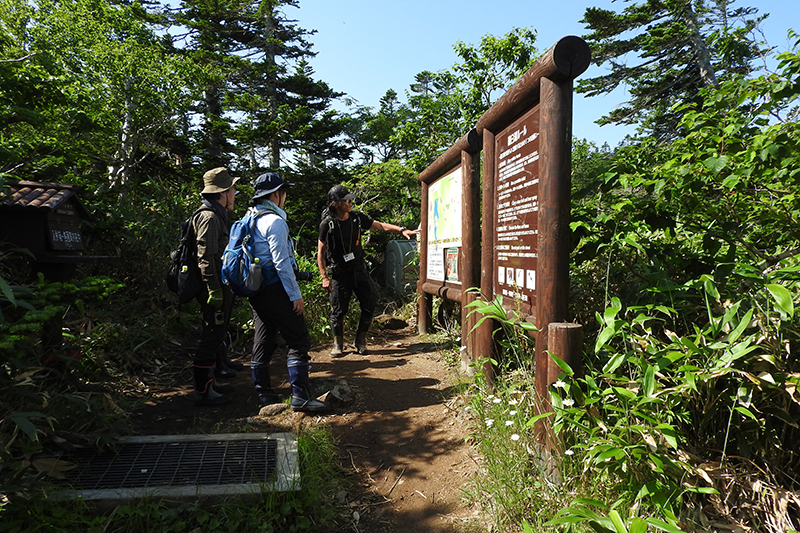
<box><xmin>166</xmin><ymin>206</ymin><xmax>210</xmax><ymax>304</ymax></box>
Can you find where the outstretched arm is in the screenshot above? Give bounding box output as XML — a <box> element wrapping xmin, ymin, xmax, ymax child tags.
<box><xmin>370</xmin><ymin>221</ymin><xmax>419</xmax><ymax>239</ymax></box>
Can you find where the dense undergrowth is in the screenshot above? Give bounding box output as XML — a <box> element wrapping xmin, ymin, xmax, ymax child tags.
<box><xmin>462</xmin><ymin>36</ymin><xmax>800</xmax><ymax>533</ymax></box>
<box><xmin>466</xmin><ymin>258</ymin><xmax>800</xmax><ymax>532</ymax></box>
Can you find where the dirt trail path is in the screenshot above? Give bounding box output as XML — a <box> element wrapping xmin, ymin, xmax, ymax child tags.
<box><xmin>131</xmin><ymin>327</ymin><xmax>481</xmax><ymax>532</ymax></box>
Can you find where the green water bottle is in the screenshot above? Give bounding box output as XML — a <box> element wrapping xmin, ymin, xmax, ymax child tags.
<box><xmin>178</xmin><ymin>264</ymin><xmax>189</xmax><ymax>287</ymax></box>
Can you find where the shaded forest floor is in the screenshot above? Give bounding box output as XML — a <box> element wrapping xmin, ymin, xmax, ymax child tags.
<box><xmin>129</xmin><ymin>325</ymin><xmax>485</xmax><ymax>532</ymax></box>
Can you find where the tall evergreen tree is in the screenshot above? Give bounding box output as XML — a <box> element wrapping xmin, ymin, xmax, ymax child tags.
<box><xmin>579</xmin><ymin>0</ymin><xmax>767</xmax><ymax>141</ymax></box>
<box><xmin>347</xmin><ymin>89</ymin><xmax>413</xmax><ymax>165</ymax></box>
<box><xmin>168</xmin><ymin>0</ymin><xmax>349</xmax><ymax>170</ymax></box>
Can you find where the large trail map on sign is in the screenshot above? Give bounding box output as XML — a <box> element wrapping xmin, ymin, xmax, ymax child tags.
<box><xmin>427</xmin><ymin>167</ymin><xmax>462</xmax><ymax>282</ymax></box>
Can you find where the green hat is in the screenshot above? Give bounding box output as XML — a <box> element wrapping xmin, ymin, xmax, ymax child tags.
<box><xmin>202</xmin><ymin>167</ymin><xmax>240</xmax><ymax>194</ymax></box>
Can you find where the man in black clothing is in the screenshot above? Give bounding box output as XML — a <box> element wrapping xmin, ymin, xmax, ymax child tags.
<box><xmin>317</xmin><ymin>185</ymin><xmax>418</xmax><ymax>357</ymax></box>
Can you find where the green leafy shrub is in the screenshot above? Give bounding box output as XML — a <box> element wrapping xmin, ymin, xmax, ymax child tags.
<box><xmin>0</xmin><ymin>273</ymin><xmax>125</xmax><ymax>496</ymax></box>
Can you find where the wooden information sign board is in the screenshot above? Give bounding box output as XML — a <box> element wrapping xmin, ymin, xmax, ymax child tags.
<box><xmin>493</xmin><ymin>106</ymin><xmax>540</xmax><ymax>316</ymax></box>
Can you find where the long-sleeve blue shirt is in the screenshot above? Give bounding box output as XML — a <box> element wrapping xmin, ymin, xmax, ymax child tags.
<box><xmin>250</xmin><ymin>201</ymin><xmax>301</xmax><ymax>302</ymax></box>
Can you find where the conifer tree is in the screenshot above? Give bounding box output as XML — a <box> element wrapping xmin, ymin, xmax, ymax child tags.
<box><xmin>579</xmin><ymin>0</ymin><xmax>766</xmax><ymax>141</ymax></box>
<box><xmin>168</xmin><ymin>0</ymin><xmax>349</xmax><ymax>169</ymax></box>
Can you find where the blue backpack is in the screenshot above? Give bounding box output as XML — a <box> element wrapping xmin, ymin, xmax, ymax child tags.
<box><xmin>221</xmin><ymin>209</ymin><xmax>278</xmax><ymax>297</ymax></box>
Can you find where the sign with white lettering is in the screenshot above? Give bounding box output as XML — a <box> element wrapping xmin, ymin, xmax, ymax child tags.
<box><xmin>493</xmin><ymin>106</ymin><xmax>539</xmax><ymax>312</ymax></box>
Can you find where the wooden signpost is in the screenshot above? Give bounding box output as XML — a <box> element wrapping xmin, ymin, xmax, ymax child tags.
<box><xmin>477</xmin><ymin>36</ymin><xmax>590</xmax><ymax>437</ymax></box>
<box><xmin>417</xmin><ymin>36</ymin><xmax>590</xmax><ymax>445</ymax></box>
<box><xmin>417</xmin><ymin>130</ymin><xmax>482</xmax><ymax>371</ymax></box>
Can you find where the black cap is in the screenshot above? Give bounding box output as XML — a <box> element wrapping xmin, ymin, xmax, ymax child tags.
<box><xmin>327</xmin><ymin>184</ymin><xmax>356</xmax><ymax>202</ymax></box>
<box><xmin>252</xmin><ymin>172</ymin><xmax>293</xmax><ymax>201</ymax></box>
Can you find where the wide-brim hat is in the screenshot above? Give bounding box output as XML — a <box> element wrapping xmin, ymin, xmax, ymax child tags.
<box><xmin>202</xmin><ymin>167</ymin><xmax>240</xmax><ymax>194</ymax></box>
<box><xmin>327</xmin><ymin>184</ymin><xmax>355</xmax><ymax>202</ymax></box>
<box><xmin>252</xmin><ymin>172</ymin><xmax>293</xmax><ymax>202</ymax></box>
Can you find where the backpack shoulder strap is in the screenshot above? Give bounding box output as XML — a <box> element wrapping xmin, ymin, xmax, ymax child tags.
<box><xmin>188</xmin><ymin>205</ymin><xmax>213</xmax><ymax>231</ymax></box>
<box><xmin>245</xmin><ymin>207</ymin><xmax>281</xmax><ymax>237</ymax></box>
<box><xmin>320</xmin><ymin>215</ymin><xmax>335</xmax><ymax>247</ymax></box>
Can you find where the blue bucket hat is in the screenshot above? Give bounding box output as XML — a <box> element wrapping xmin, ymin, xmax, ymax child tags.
<box><xmin>252</xmin><ymin>172</ymin><xmax>293</xmax><ymax>202</ymax></box>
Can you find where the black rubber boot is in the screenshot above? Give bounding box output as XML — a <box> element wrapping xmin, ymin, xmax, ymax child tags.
<box><xmin>330</xmin><ymin>335</ymin><xmax>344</xmax><ymax>358</ymax></box>
<box><xmin>355</xmin><ymin>331</ymin><xmax>368</xmax><ymax>355</ymax></box>
<box><xmin>251</xmin><ymin>362</ymin><xmax>281</xmax><ymax>405</ymax></box>
<box><xmin>193</xmin><ymin>365</ymin><xmax>232</xmax><ymax>406</ymax></box>
<box><xmin>287</xmin><ymin>359</ymin><xmax>330</xmax><ymax>413</ymax></box>
<box><xmin>215</xmin><ymin>348</ymin><xmax>237</xmax><ymax>379</ymax></box>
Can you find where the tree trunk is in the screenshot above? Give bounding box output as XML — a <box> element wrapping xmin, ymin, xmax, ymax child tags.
<box><xmin>108</xmin><ymin>81</ymin><xmax>136</xmax><ymax>197</ymax></box>
<box><xmin>684</xmin><ymin>1</ymin><xmax>717</xmax><ymax>87</ymax></box>
<box><xmin>264</xmin><ymin>9</ymin><xmax>279</xmax><ymax>169</ymax></box>
<box><xmin>204</xmin><ymin>83</ymin><xmax>224</xmax><ymax>166</ymax></box>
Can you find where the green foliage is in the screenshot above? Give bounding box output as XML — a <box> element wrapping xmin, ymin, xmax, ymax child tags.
<box><xmin>348</xmin><ymin>160</ymin><xmax>420</xmax><ymax>223</ymax></box>
<box><xmin>466</xmin><ymin>256</ymin><xmax>800</xmax><ymax>531</ymax></box>
<box><xmin>467</xmin><ymin>37</ymin><xmax>800</xmax><ymax>532</ymax></box>
<box><xmin>466</xmin><ymin>386</ymin><xmax>551</xmax><ymax>531</ymax></box>
<box><xmin>294</xmin><ymin>254</ymin><xmax>330</xmax><ymax>342</ymax></box>
<box><xmin>450</xmin><ymin>27</ymin><xmax>539</xmax><ymax>122</ymax></box>
<box><xmin>545</xmin><ymin>259</ymin><xmax>800</xmax><ymax>531</ymax></box>
<box><xmin>348</xmin><ymin>89</ymin><xmax>415</xmax><ymax>164</ymax></box>
<box><xmin>0</xmin><ymin>273</ymin><xmax>127</xmax><ymax>496</ymax></box>
<box><xmin>280</xmin><ymin>163</ymin><xmax>354</xmax><ymax>256</ymax></box>
<box><xmin>1</xmin><ymin>0</ymin><xmax>196</xmax><ymax>185</ymax></box>
<box><xmin>168</xmin><ymin>0</ymin><xmax>351</xmax><ymax>169</ymax></box>
<box><xmin>390</xmin><ymin>27</ymin><xmax>539</xmax><ymax>170</ymax></box>
<box><xmin>465</xmin><ymin>292</ymin><xmax>537</xmax><ymax>376</ymax></box>
<box><xmin>570</xmin><ymin>34</ymin><xmax>800</xmax><ymax>337</ymax></box>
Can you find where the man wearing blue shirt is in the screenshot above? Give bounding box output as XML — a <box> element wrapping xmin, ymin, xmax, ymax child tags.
<box><xmin>246</xmin><ymin>172</ymin><xmax>329</xmax><ymax>413</ymax></box>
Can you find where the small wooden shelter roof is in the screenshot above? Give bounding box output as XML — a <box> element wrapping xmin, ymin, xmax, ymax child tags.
<box><xmin>2</xmin><ymin>181</ymin><xmax>91</xmax><ymax>218</ymax></box>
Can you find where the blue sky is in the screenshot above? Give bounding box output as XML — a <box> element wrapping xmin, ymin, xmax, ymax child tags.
<box><xmin>294</xmin><ymin>0</ymin><xmax>799</xmax><ymax>148</ymax></box>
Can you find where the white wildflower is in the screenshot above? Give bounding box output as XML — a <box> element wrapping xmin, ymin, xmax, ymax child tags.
<box><xmin>505</xmin><ymin>420</ymin><xmax>514</xmax><ymax>426</ymax></box>
<box><xmin>492</xmin><ymin>398</ymin><xmax>502</xmax><ymax>404</ymax></box>
<box><xmin>562</xmin><ymin>398</ymin><xmax>575</xmax><ymax>407</ymax></box>
<box><xmin>510</xmin><ymin>410</ymin><xmax>518</xmax><ymax>416</ymax></box>
<box><xmin>508</xmin><ymin>399</ymin><xmax>519</xmax><ymax>406</ymax></box>
<box><xmin>553</xmin><ymin>380</ymin><xmax>567</xmax><ymax>389</ymax></box>
<box><xmin>565</xmin><ymin>449</ymin><xmax>574</xmax><ymax>456</ymax></box>
<box><xmin>485</xmin><ymin>419</ymin><xmax>494</xmax><ymax>427</ymax></box>
<box><xmin>511</xmin><ymin>434</ymin><xmax>520</xmax><ymax>441</ymax></box>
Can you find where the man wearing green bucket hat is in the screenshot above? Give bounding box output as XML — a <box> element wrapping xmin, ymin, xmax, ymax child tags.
<box><xmin>191</xmin><ymin>167</ymin><xmax>239</xmax><ymax>406</ymax></box>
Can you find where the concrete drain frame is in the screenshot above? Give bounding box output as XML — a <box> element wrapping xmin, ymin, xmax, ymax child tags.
<box><xmin>54</xmin><ymin>432</ymin><xmax>298</xmax><ymax>502</ymax></box>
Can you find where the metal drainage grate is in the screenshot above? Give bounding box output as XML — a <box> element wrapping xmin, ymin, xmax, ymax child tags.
<box><xmin>54</xmin><ymin>433</ymin><xmax>298</xmax><ymax>501</ymax></box>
